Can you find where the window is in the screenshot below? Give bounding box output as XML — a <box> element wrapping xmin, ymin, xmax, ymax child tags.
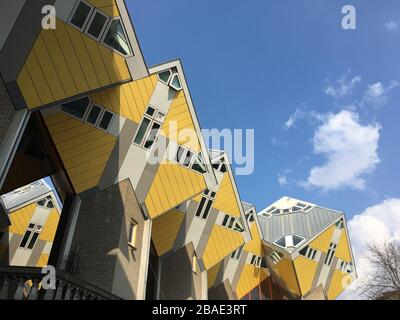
<box><xmin>212</xmin><ymin>158</ymin><xmax>228</xmax><ymax>174</ymax></box>
<box><xmin>274</xmin><ymin>235</ymin><xmax>304</xmax><ymax>249</ymax></box>
<box><xmin>270</xmin><ymin>251</ymin><xmax>283</xmax><ymax>264</ymax></box>
<box><xmin>102</xmin><ymin>19</ymin><xmax>131</xmax><ymax>56</ymax></box>
<box><xmin>324</xmin><ymin>242</ymin><xmax>337</xmax><ymax>266</ymax></box>
<box><xmin>86</xmin><ymin>104</ymin><xmax>102</xmax><ymax>125</ymax></box>
<box><xmin>250</xmin><ymin>254</ymin><xmax>262</xmax><ymax>268</ymax></box>
<box><xmin>70</xmin><ymin>1</ymin><xmax>93</xmax><ymax>30</ymax></box>
<box><xmin>19</xmin><ymin>224</ymin><xmax>42</xmax><ymax>250</ymax></box>
<box><xmin>37</xmin><ymin>196</ymin><xmax>55</xmax><ymax>210</ymax></box>
<box><xmin>338</xmin><ymin>261</ymin><xmax>353</xmax><ymax>273</ymax></box>
<box><xmin>182</xmin><ymin>150</ymin><xmax>194</xmax><ymax>167</ymax></box>
<box><xmin>133</xmin><ymin>106</ymin><xmax>165</xmax><ymax>149</ymax></box>
<box><xmin>299</xmin><ymin>245</ymin><xmax>318</xmax><ymax>260</ymax></box>
<box><xmin>245</xmin><ymin>210</ymin><xmax>255</xmax><ymax>223</ymax></box>
<box><xmin>335</xmin><ymin>219</ymin><xmax>344</xmax><ymax>229</ymax></box>
<box><xmin>231</xmin><ymin>246</ymin><xmax>243</xmax><ymax>260</ymax></box>
<box><xmin>128</xmin><ymin>219</ymin><xmax>138</xmax><ymax>248</ymax></box>
<box><xmin>194</xmin><ymin>190</ymin><xmax>215</xmax><ymax>220</ymax></box>
<box><xmin>191</xmin><ymin>153</ymin><xmax>207</xmax><ymax>174</ymax></box>
<box><xmin>86</xmin><ymin>10</ymin><xmax>109</xmax><ymax>39</ymax></box>
<box><xmin>61</xmin><ymin>97</ymin><xmax>91</xmax><ymax>120</ymax></box>
<box><xmin>221</xmin><ymin>215</ymin><xmax>244</xmax><ymax>232</ymax></box>
<box><xmin>157</xmin><ymin>69</ymin><xmax>182</xmax><ymax>91</ymax></box>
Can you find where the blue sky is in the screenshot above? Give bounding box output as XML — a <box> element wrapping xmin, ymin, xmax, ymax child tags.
<box><xmin>128</xmin><ymin>0</ymin><xmax>400</xmax><ymax>218</ymax></box>
<box><xmin>128</xmin><ymin>1</ymin><xmax>400</xmax><ymax>298</ymax></box>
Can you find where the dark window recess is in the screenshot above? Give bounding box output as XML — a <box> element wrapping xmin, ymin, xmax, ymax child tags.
<box><xmin>70</xmin><ymin>1</ymin><xmax>92</xmax><ymax>29</ymax></box>
<box><xmin>143</xmin><ymin>123</ymin><xmax>161</xmax><ymax>149</ymax></box>
<box><xmin>202</xmin><ymin>200</ymin><xmax>213</xmax><ymax>219</ymax></box>
<box><xmin>86</xmin><ymin>105</ymin><xmax>102</xmax><ymax>124</ymax></box>
<box><xmin>98</xmin><ymin>111</ymin><xmax>113</xmax><ymax>130</ymax></box>
<box><xmin>37</xmin><ymin>199</ymin><xmax>46</xmax><ymax>206</ymax></box>
<box><xmin>158</xmin><ymin>70</ymin><xmax>171</xmax><ymax>83</ymax></box>
<box><xmin>24</xmin><ymin>136</ymin><xmax>45</xmax><ymax>160</ymax></box>
<box><xmin>61</xmin><ymin>97</ymin><xmax>90</xmax><ymax>119</ymax></box>
<box><xmin>299</xmin><ymin>246</ymin><xmax>308</xmax><ymax>256</ymax></box>
<box><xmin>19</xmin><ymin>231</ymin><xmax>32</xmax><ymax>248</ymax></box>
<box><xmin>222</xmin><ymin>215</ymin><xmax>229</xmax><ymax>226</ymax></box>
<box><xmin>212</xmin><ymin>163</ymin><xmax>220</xmax><ymax>170</ymax></box>
<box><xmin>103</xmin><ymin>19</ymin><xmax>131</xmax><ymax>55</ymax></box>
<box><xmin>47</xmin><ymin>201</ymin><xmax>54</xmax><ymax>209</ymax></box>
<box><xmin>87</xmin><ymin>12</ymin><xmax>107</xmax><ymax>38</ymax></box>
<box><xmin>134</xmin><ymin>117</ymin><xmax>151</xmax><ymax>145</ymax></box>
<box><xmin>220</xmin><ymin>163</ymin><xmax>227</xmax><ymax>173</ymax></box>
<box><xmin>182</xmin><ymin>150</ymin><xmax>193</xmax><ymax>167</ymax></box>
<box><xmin>27</xmin><ymin>232</ymin><xmax>39</xmax><ymax>249</ymax></box>
<box><xmin>195</xmin><ymin>197</ymin><xmax>207</xmax><ymax>217</ymax></box>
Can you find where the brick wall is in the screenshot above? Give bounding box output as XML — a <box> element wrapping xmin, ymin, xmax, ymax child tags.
<box><xmin>0</xmin><ymin>78</ymin><xmax>15</xmax><ymax>149</ymax></box>
<box><xmin>70</xmin><ymin>179</ymin><xmax>146</xmax><ymax>299</ymax></box>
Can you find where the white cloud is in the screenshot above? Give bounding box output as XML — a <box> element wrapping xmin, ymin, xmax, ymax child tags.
<box><xmin>363</xmin><ymin>81</ymin><xmax>400</xmax><ymax>107</ymax></box>
<box><xmin>278</xmin><ymin>170</ymin><xmax>292</xmax><ymax>188</ymax></box>
<box><xmin>284</xmin><ymin>109</ymin><xmax>303</xmax><ymax>129</ymax></box>
<box><xmin>323</xmin><ymin>71</ymin><xmax>362</xmax><ymax>99</ymax></box>
<box><xmin>340</xmin><ymin>198</ymin><xmax>400</xmax><ymax>299</ymax></box>
<box><xmin>385</xmin><ymin>20</ymin><xmax>399</xmax><ymax>31</ymax></box>
<box><xmin>304</xmin><ymin>110</ymin><xmax>381</xmax><ymax>190</ymax></box>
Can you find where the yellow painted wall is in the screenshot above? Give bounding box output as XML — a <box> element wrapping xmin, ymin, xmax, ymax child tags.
<box><xmin>152</xmin><ymin>209</ymin><xmax>185</xmax><ymax>256</ymax></box>
<box><xmin>202</xmin><ymin>225</ymin><xmax>244</xmax><ymax>270</ymax></box>
<box><xmin>243</xmin><ymin>223</ymin><xmax>264</xmax><ymax>256</ymax></box>
<box><xmin>212</xmin><ymin>174</ymin><xmax>241</xmax><ymax>218</ymax></box>
<box><xmin>161</xmin><ymin>90</ymin><xmax>201</xmax><ymax>152</ymax></box>
<box><xmin>39</xmin><ymin>209</ymin><xmax>60</xmax><ymax>242</ymax></box>
<box><xmin>44</xmin><ymin>112</ymin><xmax>117</xmax><ymax>193</ymax></box>
<box><xmin>87</xmin><ymin>0</ymin><xmax>120</xmax><ymax>17</ymax></box>
<box><xmin>17</xmin><ymin>19</ymin><xmax>130</xmax><ymax>109</ymax></box>
<box><xmin>235</xmin><ymin>264</ymin><xmax>268</xmax><ymax>299</ymax></box>
<box><xmin>207</xmin><ymin>261</ymin><xmax>221</xmax><ymax>289</ymax></box>
<box><xmin>7</xmin><ymin>203</ymin><xmax>37</xmax><ymax>235</ymax></box>
<box><xmin>335</xmin><ymin>230</ymin><xmax>352</xmax><ymax>262</ymax></box>
<box><xmin>36</xmin><ymin>254</ymin><xmax>50</xmax><ymax>268</ymax></box>
<box><xmin>91</xmin><ymin>75</ymin><xmax>158</xmax><ymax>124</ymax></box>
<box><xmin>309</xmin><ymin>225</ymin><xmax>336</xmax><ymax>253</ymax></box>
<box><xmin>272</xmin><ymin>257</ymin><xmax>301</xmax><ymax>296</ymax></box>
<box><xmin>145</xmin><ymin>160</ymin><xmax>206</xmax><ymax>219</ymax></box>
<box><xmin>293</xmin><ymin>256</ymin><xmax>319</xmax><ymax>296</ymax></box>
<box><xmin>327</xmin><ymin>269</ymin><xmax>352</xmax><ymax>300</ymax></box>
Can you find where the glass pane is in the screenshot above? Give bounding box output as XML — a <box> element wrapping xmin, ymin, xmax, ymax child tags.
<box><xmin>275</xmin><ymin>236</ymin><xmax>286</xmax><ymax>248</ymax></box>
<box><xmin>62</xmin><ymin>97</ymin><xmax>90</xmax><ymax>119</ymax></box>
<box><xmin>212</xmin><ymin>163</ymin><xmax>219</xmax><ymax>170</ymax></box>
<box><xmin>176</xmin><ymin>146</ymin><xmax>185</xmax><ymax>163</ymax></box>
<box><xmin>170</xmin><ymin>74</ymin><xmax>182</xmax><ymax>90</ymax></box>
<box><xmin>192</xmin><ymin>154</ymin><xmax>207</xmax><ymax>174</ymax></box>
<box><xmin>292</xmin><ymin>235</ymin><xmax>303</xmax><ymax>246</ymax></box>
<box><xmin>86</xmin><ymin>105</ymin><xmax>102</xmax><ymax>125</ymax></box>
<box><xmin>46</xmin><ymin>201</ymin><xmax>54</xmax><ymax>209</ymax></box>
<box><xmin>27</xmin><ymin>232</ymin><xmax>39</xmax><ymax>249</ymax></box>
<box><xmin>103</xmin><ymin>19</ymin><xmax>131</xmax><ymax>55</ymax></box>
<box><xmin>182</xmin><ymin>150</ymin><xmax>193</xmax><ymax>167</ymax></box>
<box><xmin>134</xmin><ymin>117</ymin><xmax>151</xmax><ymax>145</ymax></box>
<box><xmin>228</xmin><ymin>217</ymin><xmax>234</xmax><ymax>229</ymax></box>
<box><xmin>87</xmin><ymin>12</ymin><xmax>107</xmax><ymax>38</ymax></box>
<box><xmin>220</xmin><ymin>163</ymin><xmax>227</xmax><ymax>173</ymax></box>
<box><xmin>70</xmin><ymin>2</ymin><xmax>92</xmax><ymax>29</ymax></box>
<box><xmin>20</xmin><ymin>231</ymin><xmax>32</xmax><ymax>248</ymax></box>
<box><xmin>222</xmin><ymin>215</ymin><xmax>229</xmax><ymax>226</ymax></box>
<box><xmin>144</xmin><ymin>122</ymin><xmax>161</xmax><ymax>149</ymax></box>
<box><xmin>37</xmin><ymin>199</ymin><xmax>46</xmax><ymax>206</ymax></box>
<box><xmin>146</xmin><ymin>106</ymin><xmax>155</xmax><ymax>116</ymax></box>
<box><xmin>158</xmin><ymin>70</ymin><xmax>171</xmax><ymax>83</ymax></box>
<box><xmin>202</xmin><ymin>200</ymin><xmax>213</xmax><ymax>219</ymax></box>
<box><xmin>195</xmin><ymin>197</ymin><xmax>207</xmax><ymax>217</ymax></box>
<box><xmin>99</xmin><ymin>111</ymin><xmax>113</xmax><ymax>130</ymax></box>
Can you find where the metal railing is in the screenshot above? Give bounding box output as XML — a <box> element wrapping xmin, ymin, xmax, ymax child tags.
<box><xmin>0</xmin><ymin>266</ymin><xmax>122</xmax><ymax>300</ymax></box>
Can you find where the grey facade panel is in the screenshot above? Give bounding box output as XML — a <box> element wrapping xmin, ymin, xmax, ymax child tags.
<box><xmin>1</xmin><ymin>181</ymin><xmax>50</xmax><ymax>211</ymax></box>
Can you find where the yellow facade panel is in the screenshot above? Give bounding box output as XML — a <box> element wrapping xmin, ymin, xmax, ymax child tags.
<box><xmin>203</xmin><ymin>225</ymin><xmax>244</xmax><ymax>270</ymax></box>
<box><xmin>45</xmin><ymin>113</ymin><xmax>116</xmax><ymax>194</ymax></box>
<box><xmin>293</xmin><ymin>256</ymin><xmax>319</xmax><ymax>296</ymax></box>
<box><xmin>272</xmin><ymin>257</ymin><xmax>301</xmax><ymax>296</ymax></box>
<box><xmin>235</xmin><ymin>264</ymin><xmax>268</xmax><ymax>299</ymax></box>
<box><xmin>207</xmin><ymin>261</ymin><xmax>221</xmax><ymax>289</ymax></box>
<box><xmin>8</xmin><ymin>203</ymin><xmax>37</xmax><ymax>235</ymax></box>
<box><xmin>17</xmin><ymin>19</ymin><xmax>130</xmax><ymax>109</ymax></box>
<box><xmin>212</xmin><ymin>174</ymin><xmax>241</xmax><ymax>218</ymax></box>
<box><xmin>87</xmin><ymin>0</ymin><xmax>120</xmax><ymax>17</ymax></box>
<box><xmin>309</xmin><ymin>225</ymin><xmax>336</xmax><ymax>253</ymax></box>
<box><xmin>327</xmin><ymin>269</ymin><xmax>351</xmax><ymax>300</ymax></box>
<box><xmin>162</xmin><ymin>90</ymin><xmax>201</xmax><ymax>152</ymax></box>
<box><xmin>36</xmin><ymin>254</ymin><xmax>50</xmax><ymax>268</ymax></box>
<box><xmin>335</xmin><ymin>230</ymin><xmax>352</xmax><ymax>262</ymax></box>
<box><xmin>145</xmin><ymin>161</ymin><xmax>206</xmax><ymax>219</ymax></box>
<box><xmin>151</xmin><ymin>209</ymin><xmax>185</xmax><ymax>256</ymax></box>
<box><xmin>39</xmin><ymin>209</ymin><xmax>60</xmax><ymax>242</ymax></box>
<box><xmin>244</xmin><ymin>223</ymin><xmax>264</xmax><ymax>256</ymax></box>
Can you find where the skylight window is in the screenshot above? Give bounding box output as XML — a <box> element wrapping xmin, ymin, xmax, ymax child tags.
<box><xmin>274</xmin><ymin>235</ymin><xmax>305</xmax><ymax>249</ymax></box>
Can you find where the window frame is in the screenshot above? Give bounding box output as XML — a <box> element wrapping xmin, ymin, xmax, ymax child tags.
<box><xmin>84</xmin><ymin>8</ymin><xmax>110</xmax><ymax>41</ymax></box>
<box><xmin>128</xmin><ymin>219</ymin><xmax>138</xmax><ymax>249</ymax></box>
<box><xmin>194</xmin><ymin>190</ymin><xmax>215</xmax><ymax>220</ymax></box>
<box><xmin>101</xmin><ymin>17</ymin><xmax>133</xmax><ymax>57</ymax></box>
<box><xmin>19</xmin><ymin>223</ymin><xmax>42</xmax><ymax>250</ymax></box>
<box><xmin>61</xmin><ymin>96</ymin><xmax>92</xmax><ymax>121</ymax></box>
<box><xmin>133</xmin><ymin>106</ymin><xmax>165</xmax><ymax>150</ymax></box>
<box><xmin>68</xmin><ymin>0</ymin><xmax>95</xmax><ymax>32</ymax></box>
